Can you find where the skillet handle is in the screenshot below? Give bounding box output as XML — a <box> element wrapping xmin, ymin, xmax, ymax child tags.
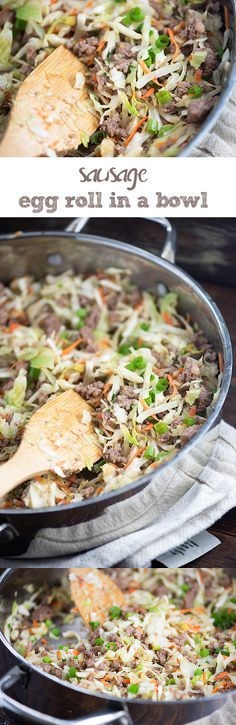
<box><xmin>64</xmin><ymin>217</ymin><xmax>176</xmax><ymax>264</ymax></box>
<box><xmin>0</xmin><ymin>666</ymin><xmax>132</xmax><ymax>725</ymax></box>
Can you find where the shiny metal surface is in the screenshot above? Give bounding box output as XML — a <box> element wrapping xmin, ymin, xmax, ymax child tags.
<box><xmin>181</xmin><ymin>0</ymin><xmax>236</xmax><ymax>156</ymax></box>
<box><xmin>0</xmin><ymin>568</ymin><xmax>235</xmax><ymax>725</ymax></box>
<box><xmin>0</xmin><ymin>227</ymin><xmax>232</xmax><ymax>495</ymax></box>
<box><xmin>0</xmin><ymin>221</ymin><xmax>232</xmax><ymax>553</ymax></box>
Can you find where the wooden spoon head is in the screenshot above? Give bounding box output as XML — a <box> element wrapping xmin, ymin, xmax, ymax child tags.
<box><xmin>69</xmin><ymin>568</ymin><xmax>125</xmax><ymax>626</ymax></box>
<box><xmin>22</xmin><ymin>390</ymin><xmax>102</xmax><ymax>476</ymax></box>
<box><xmin>0</xmin><ymin>46</ymin><xmax>99</xmax><ymax>156</ymax></box>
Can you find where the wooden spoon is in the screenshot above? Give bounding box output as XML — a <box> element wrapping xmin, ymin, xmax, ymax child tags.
<box><xmin>70</xmin><ymin>568</ymin><xmax>125</xmax><ymax>626</ymax></box>
<box><xmin>0</xmin><ymin>390</ymin><xmax>101</xmax><ymax>499</ymax></box>
<box><xmin>0</xmin><ymin>46</ymin><xmax>99</xmax><ymax>157</ymax></box>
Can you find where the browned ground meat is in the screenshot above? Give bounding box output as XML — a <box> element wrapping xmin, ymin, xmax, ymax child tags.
<box><xmin>185</xmin><ymin>9</ymin><xmax>206</xmax><ymax>39</ymax></box>
<box><xmin>180</xmin><ymin>357</ymin><xmax>201</xmax><ymax>383</ymax></box>
<box><xmin>183</xmin><ymin>582</ymin><xmax>199</xmax><ymax>608</ymax></box>
<box><xmin>115</xmin><ymin>386</ymin><xmax>137</xmax><ymax>412</ymax></box>
<box><xmin>82</xmin><ymin>485</ymin><xmax>96</xmax><ymax>498</ymax></box>
<box><xmin>101</xmin><ymin>113</ymin><xmax>128</xmax><ymax>140</ymax></box>
<box><xmin>112</xmin><ymin>42</ymin><xmax>137</xmax><ymax>73</ymax></box>
<box><xmin>38</xmin><ymin>313</ymin><xmax>61</xmax><ymax>335</ymax></box>
<box><xmin>201</xmin><ymin>46</ymin><xmax>219</xmax><ymax>77</ymax></box>
<box><xmin>76</xmin><ymin>380</ymin><xmax>104</xmax><ymax>402</ymax></box>
<box><xmin>0</xmin><ymin>306</ymin><xmax>8</xmax><ymax>324</ymax></box>
<box><xmin>0</xmin><ymin>8</ymin><xmax>14</xmax><ymax>27</ymax></box>
<box><xmin>105</xmin><ymin>443</ymin><xmax>127</xmax><ymax>466</ymax></box>
<box><xmin>180</xmin><ymin>424</ymin><xmax>201</xmax><ymax>446</ymax></box>
<box><xmin>175</xmin><ymin>81</ymin><xmax>191</xmax><ymax>98</ymax></box>
<box><xmin>196</xmin><ymin>387</ymin><xmax>212</xmax><ymax>412</ymax></box>
<box><xmin>187</xmin><ymin>96</ymin><xmax>215</xmax><ymax>123</ymax></box>
<box><xmin>156</xmin><ymin>649</ymin><xmax>170</xmax><ymax>665</ymax></box>
<box><xmin>72</xmin><ymin>36</ymin><xmax>99</xmax><ymax>64</ymax></box>
<box><xmin>33</xmin><ymin>604</ymin><xmax>53</xmax><ymax>622</ymax></box>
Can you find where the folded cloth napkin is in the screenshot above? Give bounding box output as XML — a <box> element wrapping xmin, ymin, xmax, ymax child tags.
<box><xmin>186</xmin><ymin>697</ymin><xmax>236</xmax><ymax>725</ymax></box>
<box><xmin>194</xmin><ymin>87</ymin><xmax>236</xmax><ymax>157</ymax></box>
<box><xmin>2</xmin><ymin>419</ymin><xmax>236</xmax><ymax>567</ymax></box>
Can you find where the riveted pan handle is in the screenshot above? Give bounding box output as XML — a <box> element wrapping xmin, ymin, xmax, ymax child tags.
<box><xmin>64</xmin><ymin>217</ymin><xmax>176</xmax><ymax>264</ymax></box>
<box><xmin>0</xmin><ymin>666</ymin><xmax>132</xmax><ymax>725</ymax></box>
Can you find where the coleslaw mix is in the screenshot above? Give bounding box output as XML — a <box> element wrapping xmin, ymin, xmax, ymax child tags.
<box><xmin>0</xmin><ymin>0</ymin><xmax>230</xmax><ymax>156</ymax></box>
<box><xmin>5</xmin><ymin>568</ymin><xmax>236</xmax><ymax>701</ymax></box>
<box><xmin>0</xmin><ymin>268</ymin><xmax>220</xmax><ymax>510</ymax></box>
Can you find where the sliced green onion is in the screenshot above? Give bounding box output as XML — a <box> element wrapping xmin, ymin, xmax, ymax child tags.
<box><xmin>67</xmin><ymin>667</ymin><xmax>77</xmax><ymax>679</ymax></box>
<box><xmin>158</xmin><ymin>124</ymin><xmax>174</xmax><ymax>137</ymax></box>
<box><xmin>183</xmin><ymin>416</ymin><xmax>196</xmax><ymax>426</ymax></box>
<box><xmin>51</xmin><ymin>627</ymin><xmax>61</xmax><ymax>637</ymax></box>
<box><xmin>128</xmin><ymin>684</ymin><xmax>139</xmax><ymax>694</ymax></box>
<box><xmin>122</xmin><ymin>7</ymin><xmax>144</xmax><ymax>25</ymax></box>
<box><xmin>156</xmin><ymin>89</ymin><xmax>172</xmax><ymax>106</ymax></box>
<box><xmin>89</xmin><ymin>621</ymin><xmax>100</xmax><ymax>630</ymax></box>
<box><xmin>154</xmin><ymin>421</ymin><xmax>168</xmax><ymax>434</ymax></box>
<box><xmin>118</xmin><ymin>343</ymin><xmax>131</xmax><ymax>355</ymax></box>
<box><xmin>188</xmin><ymin>85</ymin><xmax>203</xmax><ymax>98</ymax></box>
<box><xmin>76</xmin><ymin>307</ymin><xmax>88</xmax><ymax>319</ymax></box>
<box><xmin>155</xmin><ymin>377</ymin><xmax>169</xmax><ymax>392</ymax></box>
<box><xmin>109</xmin><ymin>605</ymin><xmax>122</xmax><ymax>619</ymax></box>
<box><xmin>95</xmin><ymin>637</ymin><xmax>104</xmax><ymax>645</ymax></box>
<box><xmin>144</xmin><ymin>445</ymin><xmax>156</xmax><ymax>460</ymax></box>
<box><xmin>156</xmin><ymin>34</ymin><xmax>170</xmax><ymax>49</ymax></box>
<box><xmin>146</xmin><ymin>118</ymin><xmax>159</xmax><ymax>136</ymax></box>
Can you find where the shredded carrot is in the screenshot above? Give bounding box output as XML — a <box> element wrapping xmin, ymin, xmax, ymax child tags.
<box><xmin>97</xmin><ymin>38</ymin><xmax>106</xmax><ymax>53</ymax></box>
<box><xmin>173</xmin><ymin>20</ymin><xmax>185</xmax><ymax>32</ymax></box>
<box><xmin>194</xmin><ymin>69</ymin><xmax>202</xmax><ymax>82</ymax></box>
<box><xmin>103</xmin><ymin>381</ymin><xmax>112</xmax><ymax>396</ymax></box>
<box><xmin>142</xmin><ymin>87</ymin><xmax>155</xmax><ymax>99</ymax></box>
<box><xmin>203</xmin><ymin>671</ymin><xmax>207</xmax><ymax>684</ymax></box>
<box><xmin>189</xmin><ymin>406</ymin><xmax>197</xmax><ymax>416</ymax></box>
<box><xmin>73</xmin><ymin>649</ymin><xmax>79</xmax><ymax>655</ymax></box>
<box><xmin>124</xmin><ymin>116</ymin><xmax>148</xmax><ymax>147</ymax></box>
<box><xmin>162</xmin><ymin>311</ymin><xmax>174</xmax><ymax>325</ymax></box>
<box><xmin>224</xmin><ymin>4</ymin><xmax>230</xmax><ymax>29</ymax></box>
<box><xmin>143</xmin><ymin>422</ymin><xmax>154</xmax><ymax>431</ymax></box>
<box><xmin>139</xmin><ymin>59</ymin><xmax>149</xmax><ymax>74</ymax></box>
<box><xmin>167</xmin><ymin>373</ymin><xmax>178</xmax><ymax>397</ymax></box>
<box><xmin>57</xmin><ymin>650</ymin><xmax>62</xmax><ymax>660</ymax></box>
<box><xmin>41</xmin><ymin>638</ymin><xmax>47</xmax><ymax>645</ymax></box>
<box><xmin>218</xmin><ymin>352</ymin><xmax>223</xmax><ymax>373</ymax></box>
<box><xmin>214</xmin><ymin>672</ymin><xmax>231</xmax><ymax>681</ymax></box>
<box><xmin>62</xmin><ymin>338</ymin><xmax>83</xmax><ymax>356</ymax></box>
<box><xmin>212</xmin><ymin>682</ymin><xmax>234</xmax><ymax>694</ymax></box>
<box><xmin>32</xmin><ymin>619</ymin><xmax>39</xmax><ymax>628</ymax></box>
<box><xmin>167</xmin><ymin>27</ymin><xmax>181</xmax><ymax>61</ymax></box>
<box><xmin>178</xmin><ymin>607</ymin><xmax>205</xmax><ymax>614</ymax></box>
<box><xmin>8</xmin><ymin>321</ymin><xmax>20</xmax><ymax>332</ymax></box>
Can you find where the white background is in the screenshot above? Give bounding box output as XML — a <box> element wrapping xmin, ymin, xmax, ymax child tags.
<box><xmin>0</xmin><ymin>157</ymin><xmax>233</xmax><ymax>218</ymax></box>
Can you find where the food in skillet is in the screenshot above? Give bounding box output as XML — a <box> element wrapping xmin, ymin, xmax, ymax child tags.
<box><xmin>0</xmin><ymin>0</ymin><xmax>230</xmax><ymax>156</ymax></box>
<box><xmin>5</xmin><ymin>568</ymin><xmax>236</xmax><ymax>701</ymax></box>
<box><xmin>0</xmin><ymin>268</ymin><xmax>220</xmax><ymax>509</ymax></box>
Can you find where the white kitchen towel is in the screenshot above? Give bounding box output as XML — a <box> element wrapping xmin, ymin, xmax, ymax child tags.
<box><xmin>3</xmin><ymin>418</ymin><xmax>236</xmax><ymax>567</ymax></box>
<box><xmin>195</xmin><ymin>86</ymin><xmax>236</xmax><ymax>157</ymax></box>
<box><xmin>186</xmin><ymin>697</ymin><xmax>236</xmax><ymax>725</ymax></box>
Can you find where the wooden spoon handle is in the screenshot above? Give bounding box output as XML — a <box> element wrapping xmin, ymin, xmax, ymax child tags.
<box><xmin>0</xmin><ymin>122</ymin><xmax>39</xmax><ymax>157</ymax></box>
<box><xmin>0</xmin><ymin>449</ymin><xmax>48</xmax><ymax>498</ymax></box>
